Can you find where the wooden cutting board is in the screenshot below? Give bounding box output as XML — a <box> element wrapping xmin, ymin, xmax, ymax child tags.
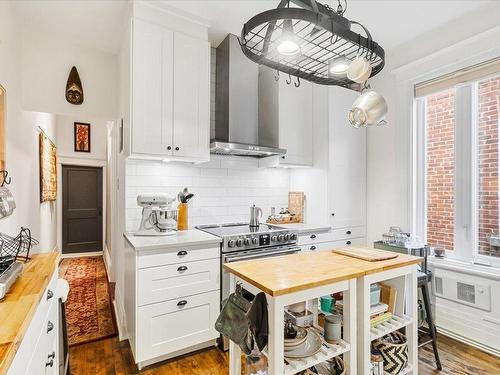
<box><xmin>332</xmin><ymin>246</ymin><xmax>399</xmax><ymax>261</ymax></box>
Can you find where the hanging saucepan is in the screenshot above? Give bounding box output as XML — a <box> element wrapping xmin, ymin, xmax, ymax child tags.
<box><xmin>348</xmin><ymin>91</ymin><xmax>387</xmax><ymax>128</ymax></box>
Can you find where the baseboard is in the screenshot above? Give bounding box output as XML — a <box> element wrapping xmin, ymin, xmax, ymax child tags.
<box><xmin>60</xmin><ymin>251</ymin><xmax>103</xmax><ymax>258</ymax></box>
<box><xmin>103</xmin><ymin>246</ymin><xmax>113</xmax><ymax>281</ymax></box>
<box><xmin>137</xmin><ymin>339</ymin><xmax>217</xmax><ymax>370</ymax></box>
<box><xmin>113</xmin><ymin>288</ymin><xmax>128</xmax><ymax>342</ymax></box>
<box><xmin>437</xmin><ymin>326</ymin><xmax>500</xmax><ymax>357</ymax></box>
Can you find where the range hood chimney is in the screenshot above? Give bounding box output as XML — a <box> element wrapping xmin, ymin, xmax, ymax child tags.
<box><xmin>212</xmin><ymin>34</ymin><xmax>286</xmax><ymax>158</ymax></box>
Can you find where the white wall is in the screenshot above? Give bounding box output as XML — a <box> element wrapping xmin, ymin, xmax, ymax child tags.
<box><xmin>125</xmin><ymin>156</ymin><xmax>290</xmax><ymax>231</ymax></box>
<box><xmin>20</xmin><ymin>33</ymin><xmax>118</xmax><ymax>119</ymax></box>
<box><xmin>56</xmin><ymin>115</ymin><xmax>108</xmax><ymax>161</ymax></box>
<box><xmin>366</xmin><ymin>2</ymin><xmax>500</xmax><ymax>244</ymax></box>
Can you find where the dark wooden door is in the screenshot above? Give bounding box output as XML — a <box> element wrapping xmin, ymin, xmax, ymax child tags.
<box><xmin>62</xmin><ymin>165</ymin><xmax>103</xmax><ymax>254</ymax></box>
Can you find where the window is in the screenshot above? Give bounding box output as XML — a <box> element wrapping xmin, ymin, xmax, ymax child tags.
<box><xmin>476</xmin><ymin>76</ymin><xmax>500</xmax><ymax>258</ymax></box>
<box><xmin>415</xmin><ymin>61</ymin><xmax>500</xmax><ymax>265</ymax></box>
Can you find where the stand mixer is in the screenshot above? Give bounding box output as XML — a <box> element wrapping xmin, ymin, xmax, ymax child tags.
<box><xmin>135</xmin><ymin>193</ymin><xmax>178</xmax><ymax>236</ymax></box>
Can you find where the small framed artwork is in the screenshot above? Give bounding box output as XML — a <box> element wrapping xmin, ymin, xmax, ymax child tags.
<box><xmin>74</xmin><ymin>122</ymin><xmax>91</xmax><ymax>152</ymax></box>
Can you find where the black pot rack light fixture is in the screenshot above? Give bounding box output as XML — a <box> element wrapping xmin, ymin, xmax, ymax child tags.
<box><xmin>239</xmin><ymin>0</ymin><xmax>385</xmax><ymax>88</ymax></box>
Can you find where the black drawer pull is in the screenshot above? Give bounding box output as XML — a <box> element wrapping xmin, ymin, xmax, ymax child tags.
<box><xmin>310</xmin><ymin>246</ymin><xmax>317</xmax><ymax>251</ymax></box>
<box><xmin>177</xmin><ymin>250</ymin><xmax>187</xmax><ymax>256</ymax></box>
<box><xmin>346</xmin><ymin>230</ymin><xmax>351</xmax><ymax>235</ymax></box>
<box><xmin>346</xmin><ymin>241</ymin><xmax>352</xmax><ymax>245</ymax></box>
<box><xmin>46</xmin><ymin>289</ymin><xmax>54</xmax><ymax>300</ymax></box>
<box><xmin>167</xmin><ymin>146</ymin><xmax>172</xmax><ymax>150</ymax></box>
<box><xmin>175</xmin><ymin>147</ymin><xmax>180</xmax><ymax>151</ymax></box>
<box><xmin>47</xmin><ymin>321</ymin><xmax>54</xmax><ymax>333</ymax></box>
<box><xmin>177</xmin><ymin>266</ymin><xmax>188</xmax><ymax>272</ymax></box>
<box><xmin>177</xmin><ymin>300</ymin><xmax>188</xmax><ymax>307</ymax></box>
<box><xmin>48</xmin><ymin>352</ymin><xmax>55</xmax><ymax>360</ymax></box>
<box><xmin>46</xmin><ymin>359</ymin><xmax>54</xmax><ymax>368</ymax></box>
<box><xmin>310</xmin><ymin>234</ymin><xmax>316</xmax><ymax>239</ymax></box>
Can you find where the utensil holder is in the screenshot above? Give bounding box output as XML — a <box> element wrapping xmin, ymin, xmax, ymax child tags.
<box><xmin>177</xmin><ymin>203</ymin><xmax>188</xmax><ymax>231</ymax></box>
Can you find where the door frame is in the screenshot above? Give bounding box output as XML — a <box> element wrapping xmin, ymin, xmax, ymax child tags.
<box><xmin>57</xmin><ymin>157</ymin><xmax>107</xmax><ymax>257</ymax></box>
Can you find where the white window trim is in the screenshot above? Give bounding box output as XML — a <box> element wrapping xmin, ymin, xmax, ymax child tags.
<box><xmin>414</xmin><ymin>76</ymin><xmax>500</xmax><ymax>268</ymax></box>
<box><xmin>391</xmin><ymin>26</ymin><xmax>500</xmax><ymax>268</ymax></box>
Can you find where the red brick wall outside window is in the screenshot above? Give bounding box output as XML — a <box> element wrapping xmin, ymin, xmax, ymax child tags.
<box><xmin>425</xmin><ymin>77</ymin><xmax>500</xmax><ymax>257</ymax></box>
<box><xmin>477</xmin><ymin>77</ymin><xmax>500</xmax><ymax>257</ymax></box>
<box><xmin>426</xmin><ymin>90</ymin><xmax>455</xmax><ymax>251</ymax></box>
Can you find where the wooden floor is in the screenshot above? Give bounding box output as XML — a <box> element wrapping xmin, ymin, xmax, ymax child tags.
<box><xmin>70</xmin><ymin>334</ymin><xmax>499</xmax><ymax>374</ymax></box>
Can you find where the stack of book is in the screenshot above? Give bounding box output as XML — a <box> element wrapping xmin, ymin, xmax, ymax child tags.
<box><xmin>370</xmin><ymin>303</ymin><xmax>393</xmax><ymax>327</ymax></box>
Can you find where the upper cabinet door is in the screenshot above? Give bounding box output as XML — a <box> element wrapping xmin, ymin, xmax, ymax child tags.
<box><xmin>329</xmin><ymin>87</ymin><xmax>366</xmax><ymax>228</ymax></box>
<box><xmin>278</xmin><ymin>79</ymin><xmax>313</xmax><ymax>166</ymax></box>
<box><xmin>132</xmin><ymin>19</ymin><xmax>171</xmax><ymax>156</ymax></box>
<box><xmin>172</xmin><ymin>32</ymin><xmax>210</xmax><ymax>160</ymax></box>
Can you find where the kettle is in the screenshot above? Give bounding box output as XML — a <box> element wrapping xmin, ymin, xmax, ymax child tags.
<box><xmin>249</xmin><ymin>205</ymin><xmax>263</xmax><ymax>227</ymax></box>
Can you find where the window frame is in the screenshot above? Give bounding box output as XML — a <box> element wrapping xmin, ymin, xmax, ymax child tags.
<box><xmin>414</xmin><ymin>74</ymin><xmax>500</xmax><ymax>268</ymax></box>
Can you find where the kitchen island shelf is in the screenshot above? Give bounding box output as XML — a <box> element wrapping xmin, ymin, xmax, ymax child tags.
<box><xmin>371</xmin><ymin>315</ymin><xmax>413</xmax><ymax>341</ymax></box>
<box><xmin>283</xmin><ymin>333</ymin><xmax>350</xmax><ymax>375</ymax></box>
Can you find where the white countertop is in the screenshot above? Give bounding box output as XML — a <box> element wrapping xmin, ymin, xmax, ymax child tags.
<box><xmin>274</xmin><ymin>223</ymin><xmax>331</xmax><ymax>234</ymax></box>
<box><xmin>124</xmin><ymin>229</ymin><xmax>222</xmax><ymax>251</ymax></box>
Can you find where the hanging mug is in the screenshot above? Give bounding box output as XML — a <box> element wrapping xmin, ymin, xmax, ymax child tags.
<box><xmin>348</xmin><ymin>91</ymin><xmax>387</xmax><ymax>128</ymax></box>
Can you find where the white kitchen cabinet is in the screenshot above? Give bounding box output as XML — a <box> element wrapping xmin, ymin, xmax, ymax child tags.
<box><xmin>328</xmin><ymin>86</ymin><xmax>366</xmax><ymax>229</ymax></box>
<box><xmin>259</xmin><ymin>67</ymin><xmax>313</xmax><ymax>167</ymax></box>
<box><xmin>123</xmin><ymin>239</ymin><xmax>220</xmax><ymax>369</ymax></box>
<box><xmin>130</xmin><ymin>18</ymin><xmax>210</xmax><ymax>162</ymax></box>
<box><xmin>137</xmin><ymin>290</ymin><xmax>220</xmax><ymax>362</ymax></box>
<box><xmin>278</xmin><ymin>78</ymin><xmax>313</xmax><ymax>166</ymax></box>
<box><xmin>8</xmin><ymin>268</ymin><xmax>60</xmax><ymax>375</ymax></box>
<box><xmin>172</xmin><ymin>32</ymin><xmax>210</xmax><ymax>159</ymax></box>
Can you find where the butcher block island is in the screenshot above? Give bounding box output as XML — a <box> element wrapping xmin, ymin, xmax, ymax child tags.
<box><xmin>224</xmin><ymin>248</ymin><xmax>422</xmax><ymax>375</ymax></box>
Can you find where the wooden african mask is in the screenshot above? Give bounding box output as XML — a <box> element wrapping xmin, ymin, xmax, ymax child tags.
<box><xmin>66</xmin><ymin>66</ymin><xmax>84</xmax><ymax>105</ymax></box>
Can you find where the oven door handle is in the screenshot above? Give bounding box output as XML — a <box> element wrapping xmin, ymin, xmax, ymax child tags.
<box><xmin>224</xmin><ymin>247</ymin><xmax>300</xmax><ymax>263</ymax></box>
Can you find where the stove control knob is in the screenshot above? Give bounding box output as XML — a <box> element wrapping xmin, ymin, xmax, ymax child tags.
<box><xmin>290</xmin><ymin>233</ymin><xmax>297</xmax><ymax>240</ymax></box>
<box><xmin>244</xmin><ymin>238</ymin><xmax>251</xmax><ymax>246</ymax></box>
<box><xmin>271</xmin><ymin>235</ymin><xmax>278</xmax><ymax>242</ymax></box>
<box><xmin>278</xmin><ymin>234</ymin><xmax>284</xmax><ymax>242</ymax></box>
<box><xmin>284</xmin><ymin>234</ymin><xmax>290</xmax><ymax>241</ymax></box>
<box><xmin>252</xmin><ymin>237</ymin><xmax>258</xmax><ymax>245</ymax></box>
<box><xmin>228</xmin><ymin>240</ymin><xmax>235</xmax><ymax>248</ymax></box>
<box><xmin>236</xmin><ymin>238</ymin><xmax>243</xmax><ymax>247</ymax></box>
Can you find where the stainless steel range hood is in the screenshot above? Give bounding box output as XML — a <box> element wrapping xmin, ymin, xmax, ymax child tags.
<box><xmin>213</xmin><ymin>34</ymin><xmax>286</xmax><ymax>158</ymax></box>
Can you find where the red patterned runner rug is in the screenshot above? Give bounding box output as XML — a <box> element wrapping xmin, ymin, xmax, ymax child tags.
<box><xmin>59</xmin><ymin>256</ymin><xmax>117</xmax><ymax>346</ymax></box>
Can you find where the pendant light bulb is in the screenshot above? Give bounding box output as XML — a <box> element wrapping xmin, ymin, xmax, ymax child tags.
<box><xmin>277</xmin><ymin>19</ymin><xmax>300</xmax><ymax>56</ymax></box>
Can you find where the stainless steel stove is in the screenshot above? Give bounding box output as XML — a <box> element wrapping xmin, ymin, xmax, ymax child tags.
<box><xmin>196</xmin><ymin>222</ymin><xmax>298</xmax><ymax>253</ymax></box>
<box><xmin>196</xmin><ymin>222</ymin><xmax>300</xmax><ymax>350</ymax></box>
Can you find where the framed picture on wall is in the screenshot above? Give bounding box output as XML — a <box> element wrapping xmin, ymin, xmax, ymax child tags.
<box><xmin>74</xmin><ymin>122</ymin><xmax>91</xmax><ymax>152</ymax></box>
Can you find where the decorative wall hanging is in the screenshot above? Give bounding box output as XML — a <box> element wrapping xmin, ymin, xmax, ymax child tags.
<box><xmin>0</xmin><ymin>85</ymin><xmax>6</xmax><ymax>171</ymax></box>
<box><xmin>239</xmin><ymin>0</ymin><xmax>385</xmax><ymax>88</ymax></box>
<box><xmin>74</xmin><ymin>122</ymin><xmax>91</xmax><ymax>152</ymax></box>
<box><xmin>66</xmin><ymin>66</ymin><xmax>84</xmax><ymax>105</ymax></box>
<box><xmin>39</xmin><ymin>131</ymin><xmax>57</xmax><ymax>202</ymax></box>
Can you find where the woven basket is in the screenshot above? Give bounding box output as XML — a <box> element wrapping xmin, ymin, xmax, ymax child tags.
<box><xmin>373</xmin><ymin>331</ymin><xmax>408</xmax><ymax>374</ymax></box>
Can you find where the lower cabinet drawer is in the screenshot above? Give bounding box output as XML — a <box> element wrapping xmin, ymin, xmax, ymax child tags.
<box><xmin>24</xmin><ymin>297</ymin><xmax>58</xmax><ymax>375</ymax></box>
<box><xmin>7</xmin><ymin>271</ymin><xmax>58</xmax><ymax>375</ymax></box>
<box><xmin>298</xmin><ymin>226</ymin><xmax>366</xmax><ymax>246</ymax></box>
<box><xmin>300</xmin><ymin>237</ymin><xmax>366</xmax><ymax>252</ymax></box>
<box><xmin>137</xmin><ymin>290</ymin><xmax>220</xmax><ymax>362</ymax></box>
<box><xmin>138</xmin><ymin>258</ymin><xmax>220</xmax><ymax>306</ymax></box>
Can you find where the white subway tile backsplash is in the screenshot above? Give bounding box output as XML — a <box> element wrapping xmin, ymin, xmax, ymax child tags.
<box><xmin>125</xmin><ymin>155</ymin><xmax>291</xmax><ymax>231</ymax></box>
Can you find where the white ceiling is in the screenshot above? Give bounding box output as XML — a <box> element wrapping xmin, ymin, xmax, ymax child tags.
<box><xmin>11</xmin><ymin>0</ymin><xmax>492</xmax><ymax>54</ymax></box>
<box><xmin>165</xmin><ymin>0</ymin><xmax>491</xmax><ymax>49</ymax></box>
<box><xmin>11</xmin><ymin>0</ymin><xmax>128</xmax><ymax>54</ymax></box>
